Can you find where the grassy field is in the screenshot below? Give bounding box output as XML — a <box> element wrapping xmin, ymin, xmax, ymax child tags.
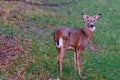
<box><xmin>0</xmin><ymin>0</ymin><xmax>120</xmax><ymax>80</ymax></box>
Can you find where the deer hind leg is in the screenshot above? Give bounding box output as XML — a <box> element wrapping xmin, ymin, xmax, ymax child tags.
<box><xmin>74</xmin><ymin>51</ymin><xmax>77</xmax><ymax>70</ymax></box>
<box><xmin>76</xmin><ymin>49</ymin><xmax>82</xmax><ymax>76</ymax></box>
<box><xmin>56</xmin><ymin>48</ymin><xmax>61</xmax><ymax>71</ymax></box>
<box><xmin>57</xmin><ymin>47</ymin><xmax>66</xmax><ymax>76</ymax></box>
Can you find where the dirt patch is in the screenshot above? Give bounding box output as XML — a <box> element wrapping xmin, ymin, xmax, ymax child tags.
<box><xmin>0</xmin><ymin>34</ymin><xmax>28</xmax><ymax>70</ymax></box>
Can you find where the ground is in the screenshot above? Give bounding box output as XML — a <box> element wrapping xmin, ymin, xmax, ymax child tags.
<box><xmin>0</xmin><ymin>0</ymin><xmax>120</xmax><ymax>80</ymax></box>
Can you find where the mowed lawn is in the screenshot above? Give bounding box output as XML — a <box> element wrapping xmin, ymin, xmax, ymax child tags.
<box><xmin>0</xmin><ymin>0</ymin><xmax>120</xmax><ymax>80</ymax></box>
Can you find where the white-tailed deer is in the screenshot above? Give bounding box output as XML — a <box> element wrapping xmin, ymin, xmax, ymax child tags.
<box><xmin>53</xmin><ymin>13</ymin><xmax>101</xmax><ymax>76</ymax></box>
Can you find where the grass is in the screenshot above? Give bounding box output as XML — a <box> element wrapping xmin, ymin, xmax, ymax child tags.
<box><xmin>0</xmin><ymin>0</ymin><xmax>120</xmax><ymax>80</ymax></box>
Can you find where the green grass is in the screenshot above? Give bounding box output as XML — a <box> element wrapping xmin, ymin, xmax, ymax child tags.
<box><xmin>0</xmin><ymin>0</ymin><xmax>120</xmax><ymax>80</ymax></box>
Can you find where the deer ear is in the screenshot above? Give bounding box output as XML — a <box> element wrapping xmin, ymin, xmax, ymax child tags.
<box><xmin>94</xmin><ymin>13</ymin><xmax>101</xmax><ymax>20</ymax></box>
<box><xmin>81</xmin><ymin>13</ymin><xmax>89</xmax><ymax>20</ymax></box>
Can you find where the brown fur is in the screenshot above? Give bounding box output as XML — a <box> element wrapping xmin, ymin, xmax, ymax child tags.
<box><xmin>53</xmin><ymin>13</ymin><xmax>101</xmax><ymax>76</ymax></box>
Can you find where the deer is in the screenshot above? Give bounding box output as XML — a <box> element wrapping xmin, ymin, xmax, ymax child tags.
<box><xmin>53</xmin><ymin>13</ymin><xmax>101</xmax><ymax>76</ymax></box>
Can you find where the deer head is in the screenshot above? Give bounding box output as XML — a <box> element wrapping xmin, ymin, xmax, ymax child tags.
<box><xmin>81</xmin><ymin>13</ymin><xmax>101</xmax><ymax>32</ymax></box>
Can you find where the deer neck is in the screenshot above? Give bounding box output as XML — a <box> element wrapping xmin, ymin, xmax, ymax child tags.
<box><xmin>83</xmin><ymin>24</ymin><xmax>94</xmax><ymax>40</ymax></box>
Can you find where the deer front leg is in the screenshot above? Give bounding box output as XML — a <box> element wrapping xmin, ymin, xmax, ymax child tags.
<box><xmin>57</xmin><ymin>47</ymin><xmax>66</xmax><ymax>76</ymax></box>
<box><xmin>74</xmin><ymin>51</ymin><xmax>77</xmax><ymax>70</ymax></box>
<box><xmin>76</xmin><ymin>49</ymin><xmax>82</xmax><ymax>76</ymax></box>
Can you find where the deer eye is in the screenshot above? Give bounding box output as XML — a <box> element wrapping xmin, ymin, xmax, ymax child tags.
<box><xmin>87</xmin><ymin>20</ymin><xmax>90</xmax><ymax>23</ymax></box>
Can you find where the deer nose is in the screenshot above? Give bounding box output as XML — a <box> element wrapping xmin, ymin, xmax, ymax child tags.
<box><xmin>90</xmin><ymin>24</ymin><xmax>94</xmax><ymax>28</ymax></box>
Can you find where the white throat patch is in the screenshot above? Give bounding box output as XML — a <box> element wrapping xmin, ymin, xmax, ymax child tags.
<box><xmin>90</xmin><ymin>26</ymin><xmax>95</xmax><ymax>32</ymax></box>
